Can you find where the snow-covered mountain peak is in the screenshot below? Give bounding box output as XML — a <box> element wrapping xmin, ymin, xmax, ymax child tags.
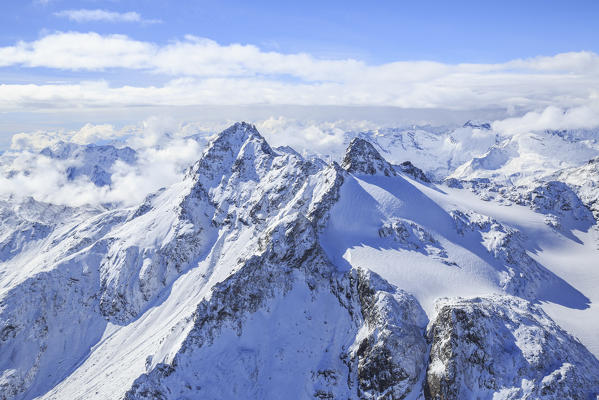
<box><xmin>204</xmin><ymin>122</ymin><xmax>265</xmax><ymax>156</ymax></box>
<box><xmin>341</xmin><ymin>137</ymin><xmax>396</xmax><ymax>176</ymax></box>
<box><xmin>547</xmin><ymin>155</ymin><xmax>599</xmax><ymax>220</ymax></box>
<box><xmin>39</xmin><ymin>141</ymin><xmax>135</xmax><ymax>161</ymax></box>
<box><xmin>448</xmin><ymin>128</ymin><xmax>599</xmax><ymax>186</ymax></box>
<box><xmin>187</xmin><ymin>122</ymin><xmax>273</xmax><ymax>188</ymax></box>
<box><xmin>0</xmin><ymin>141</ymin><xmax>138</xmax><ymax>192</ymax></box>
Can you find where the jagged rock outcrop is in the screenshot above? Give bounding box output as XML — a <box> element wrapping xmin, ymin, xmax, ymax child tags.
<box><xmin>342</xmin><ymin>138</ymin><xmax>397</xmax><ymax>177</ymax></box>
<box><xmin>549</xmin><ymin>157</ymin><xmax>599</xmax><ymax>221</ymax></box>
<box><xmin>424</xmin><ymin>296</ymin><xmax>599</xmax><ymax>399</ymax></box>
<box><xmin>347</xmin><ymin>270</ymin><xmax>428</xmax><ymax>399</ymax></box>
<box><xmin>125</xmin><ymin>214</ymin><xmax>428</xmax><ymax>400</ymax></box>
<box><xmin>342</xmin><ymin>138</ymin><xmax>430</xmax><ymax>183</ymax></box>
<box><xmin>396</xmin><ymin>161</ymin><xmax>431</xmax><ymax>183</ymax></box>
<box><xmin>505</xmin><ymin>181</ymin><xmax>594</xmax><ymax>225</ymax></box>
<box><xmin>445</xmin><ymin>178</ymin><xmax>594</xmax><ymax>229</ymax></box>
<box><xmin>449</xmin><ymin>209</ymin><xmax>589</xmax><ymax>304</ymax></box>
<box><xmin>378</xmin><ymin>218</ymin><xmax>448</xmax><ymax>260</ymax></box>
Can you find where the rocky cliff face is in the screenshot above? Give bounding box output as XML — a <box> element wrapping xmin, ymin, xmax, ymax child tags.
<box><xmin>342</xmin><ymin>138</ymin><xmax>397</xmax><ymax>177</ymax></box>
<box><xmin>124</xmin><ymin>215</ymin><xmax>428</xmax><ymax>400</ymax></box>
<box><xmin>1</xmin><ymin>123</ymin><xmax>598</xmax><ymax>400</ymax></box>
<box><xmin>425</xmin><ymin>296</ymin><xmax>599</xmax><ymax>400</ymax></box>
<box><xmin>550</xmin><ymin>157</ymin><xmax>599</xmax><ymax>221</ymax></box>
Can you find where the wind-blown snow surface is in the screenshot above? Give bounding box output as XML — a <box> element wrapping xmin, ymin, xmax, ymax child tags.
<box><xmin>1</xmin><ymin>122</ymin><xmax>598</xmax><ymax>399</ymax></box>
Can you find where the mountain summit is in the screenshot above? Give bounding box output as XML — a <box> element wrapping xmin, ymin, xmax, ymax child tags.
<box><xmin>342</xmin><ymin>137</ymin><xmax>397</xmax><ymax>176</ymax></box>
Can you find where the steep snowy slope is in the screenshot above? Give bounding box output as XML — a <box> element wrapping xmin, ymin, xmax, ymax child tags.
<box><xmin>1</xmin><ymin>123</ymin><xmax>598</xmax><ymax>399</ymax></box>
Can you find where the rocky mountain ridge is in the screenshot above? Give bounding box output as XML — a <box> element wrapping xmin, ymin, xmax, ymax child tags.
<box><xmin>1</xmin><ymin>122</ymin><xmax>598</xmax><ymax>399</ymax></box>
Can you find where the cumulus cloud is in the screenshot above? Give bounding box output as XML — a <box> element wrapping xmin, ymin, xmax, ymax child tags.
<box><xmin>257</xmin><ymin>117</ymin><xmax>378</xmax><ymax>156</ymax></box>
<box><xmin>0</xmin><ymin>32</ymin><xmax>597</xmax><ymax>112</ymax></box>
<box><xmin>1</xmin><ymin>118</ymin><xmax>206</xmax><ymax>207</ymax></box>
<box><xmin>54</xmin><ymin>9</ymin><xmax>161</xmax><ymax>24</ymax></box>
<box><xmin>0</xmin><ymin>33</ymin><xmax>153</xmax><ymax>70</ymax></box>
<box><xmin>2</xmin><ymin>32</ymin><xmax>598</xmax><ymax>80</ymax></box>
<box><xmin>8</xmin><ymin>117</ymin><xmax>212</xmax><ymax>152</ymax></box>
<box><xmin>10</xmin><ymin>123</ymin><xmax>123</xmax><ymax>151</ymax></box>
<box><xmin>491</xmin><ymin>100</ymin><xmax>599</xmax><ymax>135</ymax></box>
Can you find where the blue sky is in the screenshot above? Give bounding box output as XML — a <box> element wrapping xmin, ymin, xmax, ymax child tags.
<box><xmin>3</xmin><ymin>0</ymin><xmax>599</xmax><ymax>63</ymax></box>
<box><xmin>0</xmin><ymin>0</ymin><xmax>598</xmax><ymax>147</ymax></box>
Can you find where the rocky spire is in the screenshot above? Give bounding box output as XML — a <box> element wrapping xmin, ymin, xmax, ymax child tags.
<box><xmin>187</xmin><ymin>122</ymin><xmax>273</xmax><ymax>188</ymax></box>
<box><xmin>341</xmin><ymin>137</ymin><xmax>396</xmax><ymax>176</ymax></box>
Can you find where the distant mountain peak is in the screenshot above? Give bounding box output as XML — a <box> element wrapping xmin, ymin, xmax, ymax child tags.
<box><xmin>215</xmin><ymin>121</ymin><xmax>261</xmax><ymax>144</ymax></box>
<box><xmin>342</xmin><ymin>137</ymin><xmax>396</xmax><ymax>176</ymax></box>
<box><xmin>37</xmin><ymin>141</ymin><xmax>137</xmax><ymax>187</ymax></box>
<box><xmin>463</xmin><ymin>120</ymin><xmax>491</xmax><ymax>130</ymax></box>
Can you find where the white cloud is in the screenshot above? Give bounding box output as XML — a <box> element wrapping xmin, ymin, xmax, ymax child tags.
<box><xmin>0</xmin><ymin>33</ymin><xmax>153</xmax><ymax>70</ymax></box>
<box><xmin>1</xmin><ymin>118</ymin><xmax>205</xmax><ymax>207</ymax></box>
<box><xmin>491</xmin><ymin>100</ymin><xmax>599</xmax><ymax>135</ymax></box>
<box><xmin>0</xmin><ymin>32</ymin><xmax>597</xmax><ymax>113</ymax></box>
<box><xmin>257</xmin><ymin>117</ymin><xmax>378</xmax><ymax>156</ymax></box>
<box><xmin>3</xmin><ymin>29</ymin><xmax>597</xmax><ymax>209</ymax></box>
<box><xmin>71</xmin><ymin>123</ymin><xmax>123</xmax><ymax>144</ymax></box>
<box><xmin>54</xmin><ymin>9</ymin><xmax>161</xmax><ymax>24</ymax></box>
<box><xmin>0</xmin><ymin>74</ymin><xmax>595</xmax><ymax>114</ymax></box>
<box><xmin>3</xmin><ymin>32</ymin><xmax>598</xmax><ymax>81</ymax></box>
<box><xmin>10</xmin><ymin>123</ymin><xmax>123</xmax><ymax>151</ymax></box>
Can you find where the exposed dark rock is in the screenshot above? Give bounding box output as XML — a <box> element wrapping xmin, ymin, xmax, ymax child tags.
<box><xmin>342</xmin><ymin>138</ymin><xmax>397</xmax><ymax>177</ymax></box>
<box><xmin>397</xmin><ymin>161</ymin><xmax>431</xmax><ymax>183</ymax></box>
<box><xmin>424</xmin><ymin>296</ymin><xmax>599</xmax><ymax>400</ymax></box>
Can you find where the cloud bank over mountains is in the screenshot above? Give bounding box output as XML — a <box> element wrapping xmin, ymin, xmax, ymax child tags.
<box><xmin>1</xmin><ymin>27</ymin><xmax>598</xmax><ymax>208</ymax></box>
<box><xmin>2</xmin><ymin>110</ymin><xmax>599</xmax><ymax>210</ymax></box>
<box><xmin>0</xmin><ymin>32</ymin><xmax>597</xmax><ymax>113</ymax></box>
<box><xmin>1</xmin><ymin>118</ymin><xmax>205</xmax><ymax>207</ymax></box>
